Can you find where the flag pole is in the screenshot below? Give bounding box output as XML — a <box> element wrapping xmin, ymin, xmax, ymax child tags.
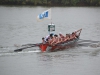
<box><xmin>49</xmin><ymin>8</ymin><xmax>52</xmax><ymax>35</ymax></box>
<box><xmin>51</xmin><ymin>8</ymin><xmax>52</xmax><ymax>25</ymax></box>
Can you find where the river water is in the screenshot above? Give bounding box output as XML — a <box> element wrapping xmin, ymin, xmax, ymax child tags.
<box><xmin>0</xmin><ymin>6</ymin><xmax>100</xmax><ymax>75</ymax></box>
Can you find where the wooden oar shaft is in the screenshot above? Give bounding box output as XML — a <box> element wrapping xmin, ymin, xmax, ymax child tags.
<box><xmin>14</xmin><ymin>45</ymin><xmax>34</xmax><ymax>52</ymax></box>
<box><xmin>79</xmin><ymin>39</ymin><xmax>100</xmax><ymax>43</ymax></box>
<box><xmin>22</xmin><ymin>43</ymin><xmax>42</xmax><ymax>46</ymax></box>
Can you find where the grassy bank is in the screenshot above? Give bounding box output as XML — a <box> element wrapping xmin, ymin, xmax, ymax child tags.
<box><xmin>0</xmin><ymin>0</ymin><xmax>100</xmax><ymax>6</ymax></box>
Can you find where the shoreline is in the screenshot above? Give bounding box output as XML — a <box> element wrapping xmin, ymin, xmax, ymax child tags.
<box><xmin>0</xmin><ymin>4</ymin><xmax>100</xmax><ymax>7</ymax></box>
<box><xmin>0</xmin><ymin>1</ymin><xmax>100</xmax><ymax>7</ymax></box>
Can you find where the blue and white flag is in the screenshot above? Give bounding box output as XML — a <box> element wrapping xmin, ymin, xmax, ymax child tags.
<box><xmin>37</xmin><ymin>8</ymin><xmax>51</xmax><ymax>21</ymax></box>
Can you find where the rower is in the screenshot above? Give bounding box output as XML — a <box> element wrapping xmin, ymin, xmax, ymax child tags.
<box><xmin>50</xmin><ymin>34</ymin><xmax>58</xmax><ymax>45</ymax></box>
<box><xmin>72</xmin><ymin>32</ymin><xmax>77</xmax><ymax>39</ymax></box>
<box><xmin>59</xmin><ymin>32</ymin><xmax>64</xmax><ymax>38</ymax></box>
<box><xmin>53</xmin><ymin>34</ymin><xmax>60</xmax><ymax>45</ymax></box>
<box><xmin>59</xmin><ymin>32</ymin><xmax>65</xmax><ymax>42</ymax></box>
<box><xmin>44</xmin><ymin>33</ymin><xmax>54</xmax><ymax>43</ymax></box>
<box><xmin>64</xmin><ymin>34</ymin><xmax>70</xmax><ymax>42</ymax></box>
<box><xmin>42</xmin><ymin>37</ymin><xmax>46</xmax><ymax>44</ymax></box>
<box><xmin>44</xmin><ymin>35</ymin><xmax>49</xmax><ymax>42</ymax></box>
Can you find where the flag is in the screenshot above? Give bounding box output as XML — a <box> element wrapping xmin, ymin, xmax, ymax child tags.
<box><xmin>37</xmin><ymin>8</ymin><xmax>51</xmax><ymax>21</ymax></box>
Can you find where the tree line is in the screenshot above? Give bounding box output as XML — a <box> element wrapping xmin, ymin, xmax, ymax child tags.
<box><xmin>0</xmin><ymin>0</ymin><xmax>100</xmax><ymax>6</ymax></box>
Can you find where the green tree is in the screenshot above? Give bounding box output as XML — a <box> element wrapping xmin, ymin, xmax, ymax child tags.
<box><xmin>61</xmin><ymin>0</ymin><xmax>70</xmax><ymax>5</ymax></box>
<box><xmin>71</xmin><ymin>0</ymin><xmax>80</xmax><ymax>6</ymax></box>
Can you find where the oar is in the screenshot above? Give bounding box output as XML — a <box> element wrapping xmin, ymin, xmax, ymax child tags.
<box><xmin>14</xmin><ymin>45</ymin><xmax>34</xmax><ymax>52</ymax></box>
<box><xmin>78</xmin><ymin>43</ymin><xmax>92</xmax><ymax>47</ymax></box>
<box><xmin>79</xmin><ymin>39</ymin><xmax>100</xmax><ymax>43</ymax></box>
<box><xmin>22</xmin><ymin>43</ymin><xmax>42</xmax><ymax>46</ymax></box>
<box><xmin>14</xmin><ymin>43</ymin><xmax>42</xmax><ymax>52</ymax></box>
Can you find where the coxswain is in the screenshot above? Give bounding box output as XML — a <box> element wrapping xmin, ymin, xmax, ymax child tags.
<box><xmin>74</xmin><ymin>29</ymin><xmax>82</xmax><ymax>38</ymax></box>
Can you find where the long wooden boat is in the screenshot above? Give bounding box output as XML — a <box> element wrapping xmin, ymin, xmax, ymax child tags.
<box><xmin>39</xmin><ymin>38</ymin><xmax>79</xmax><ymax>52</ymax></box>
<box><xmin>38</xmin><ymin>29</ymin><xmax>82</xmax><ymax>52</ymax></box>
<box><xmin>14</xmin><ymin>29</ymin><xmax>82</xmax><ymax>52</ymax></box>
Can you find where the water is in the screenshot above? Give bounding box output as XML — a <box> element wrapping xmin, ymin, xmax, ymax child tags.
<box><xmin>0</xmin><ymin>6</ymin><xmax>100</xmax><ymax>75</ymax></box>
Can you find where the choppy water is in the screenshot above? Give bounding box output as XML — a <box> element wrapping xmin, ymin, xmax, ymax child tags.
<box><xmin>0</xmin><ymin>6</ymin><xmax>100</xmax><ymax>75</ymax></box>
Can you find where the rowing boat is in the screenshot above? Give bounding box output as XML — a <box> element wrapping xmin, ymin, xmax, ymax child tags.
<box><xmin>14</xmin><ymin>29</ymin><xmax>82</xmax><ymax>52</ymax></box>
<box><xmin>38</xmin><ymin>29</ymin><xmax>82</xmax><ymax>52</ymax></box>
<box><xmin>39</xmin><ymin>37</ymin><xmax>79</xmax><ymax>52</ymax></box>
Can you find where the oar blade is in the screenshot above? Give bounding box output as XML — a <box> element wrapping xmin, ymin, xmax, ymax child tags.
<box><xmin>14</xmin><ymin>49</ymin><xmax>23</xmax><ymax>52</ymax></box>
